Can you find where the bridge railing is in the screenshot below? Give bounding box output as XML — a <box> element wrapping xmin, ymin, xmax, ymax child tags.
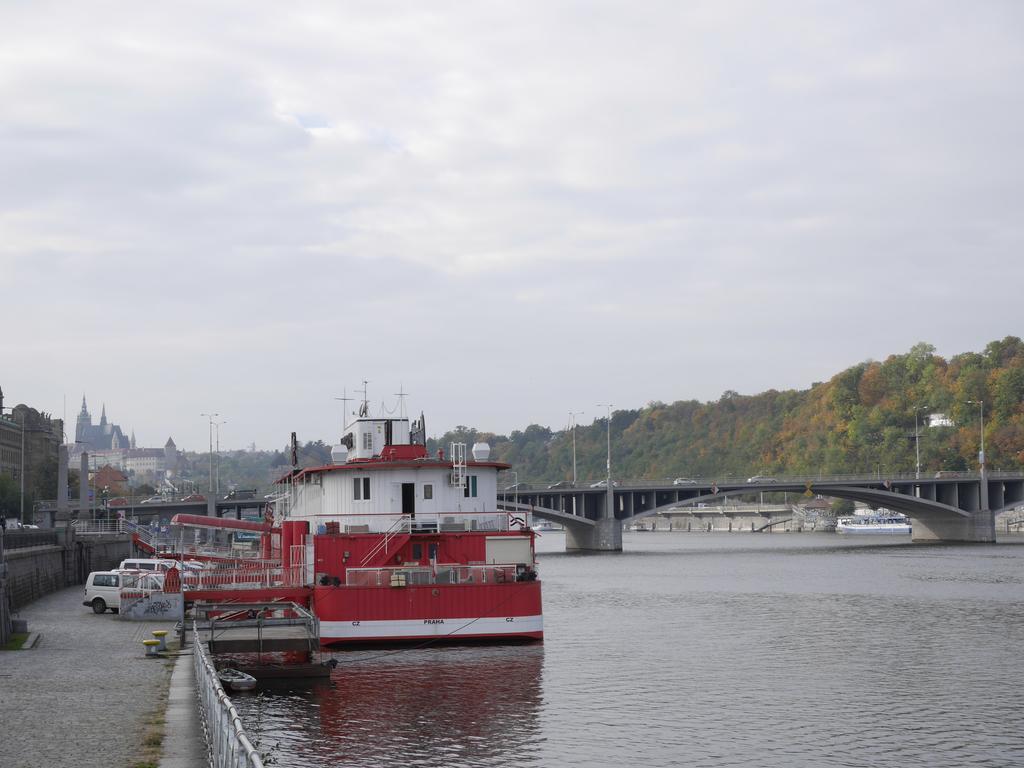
<box><xmin>503</xmin><ymin>470</ymin><xmax>1021</xmax><ymax>491</ymax></box>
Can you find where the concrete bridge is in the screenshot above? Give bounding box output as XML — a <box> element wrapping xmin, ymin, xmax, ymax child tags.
<box><xmin>497</xmin><ymin>471</ymin><xmax>1024</xmax><ymax>550</ymax></box>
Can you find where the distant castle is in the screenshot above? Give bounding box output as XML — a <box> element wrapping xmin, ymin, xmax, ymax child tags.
<box><xmin>72</xmin><ymin>396</ymin><xmax>178</xmax><ymax>483</ymax></box>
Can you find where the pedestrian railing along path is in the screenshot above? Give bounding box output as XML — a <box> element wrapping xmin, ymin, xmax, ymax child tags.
<box><xmin>193</xmin><ymin>620</ymin><xmax>265</xmax><ymax>768</ymax></box>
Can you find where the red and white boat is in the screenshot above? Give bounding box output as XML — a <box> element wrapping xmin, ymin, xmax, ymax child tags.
<box><xmin>144</xmin><ymin>401</ymin><xmax>542</xmax><ymax>646</ymax></box>
<box><xmin>270</xmin><ymin>406</ymin><xmax>543</xmax><ymax>646</ymax></box>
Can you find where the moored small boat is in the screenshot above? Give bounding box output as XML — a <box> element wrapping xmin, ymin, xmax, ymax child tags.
<box><xmin>217</xmin><ymin>667</ymin><xmax>258</xmax><ymax>692</ymax></box>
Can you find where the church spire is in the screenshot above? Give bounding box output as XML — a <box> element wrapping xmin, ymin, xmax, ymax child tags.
<box><xmin>80</xmin><ymin>395</ymin><xmax>89</xmax><ymax>416</ymax></box>
<box><xmin>130</xmin><ymin>429</ymin><xmax>137</xmax><ymax>450</ymax></box>
<box><xmin>100</xmin><ymin>403</ymin><xmax>107</xmax><ymax>426</ymax></box>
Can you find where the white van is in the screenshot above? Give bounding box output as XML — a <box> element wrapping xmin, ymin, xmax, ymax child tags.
<box><xmin>118</xmin><ymin>558</ymin><xmax>179</xmax><ymax>573</ymax></box>
<box><xmin>83</xmin><ymin>570</ymin><xmax>163</xmax><ymax>614</ymax></box>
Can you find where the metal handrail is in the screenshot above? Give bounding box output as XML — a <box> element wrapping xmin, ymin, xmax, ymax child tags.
<box><xmin>359</xmin><ymin>515</ymin><xmax>411</xmax><ymax>566</ymax></box>
<box><xmin>193</xmin><ymin>620</ymin><xmax>265</xmax><ymax>768</ymax></box>
<box><xmin>504</xmin><ymin>470</ymin><xmax>1024</xmax><ymax>490</ymax></box>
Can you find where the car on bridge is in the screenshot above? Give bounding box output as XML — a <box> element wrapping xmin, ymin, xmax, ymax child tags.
<box><xmin>672</xmin><ymin>477</ymin><xmax>697</xmax><ymax>485</ymax></box>
<box><xmin>589</xmin><ymin>480</ymin><xmax>620</xmax><ymax>488</ymax></box>
<box><xmin>746</xmin><ymin>475</ymin><xmax>777</xmax><ymax>483</ymax></box>
<box><xmin>547</xmin><ymin>480</ymin><xmax>575</xmax><ymax>489</ymax></box>
<box><xmin>181</xmin><ymin>494</ymin><xmax>207</xmax><ymax>502</ymax></box>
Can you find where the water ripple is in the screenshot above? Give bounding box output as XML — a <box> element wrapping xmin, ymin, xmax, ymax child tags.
<box><xmin>230</xmin><ymin>535</ymin><xmax>1024</xmax><ymax>767</ymax></box>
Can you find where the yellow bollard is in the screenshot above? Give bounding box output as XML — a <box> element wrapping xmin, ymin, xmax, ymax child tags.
<box><xmin>152</xmin><ymin>630</ymin><xmax>168</xmax><ymax>652</ymax></box>
<box><xmin>143</xmin><ymin>639</ymin><xmax>162</xmax><ymax>657</ymax></box>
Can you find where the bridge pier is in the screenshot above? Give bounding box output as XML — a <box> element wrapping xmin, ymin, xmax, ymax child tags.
<box><xmin>911</xmin><ymin>509</ymin><xmax>996</xmax><ymax>543</ymax></box>
<box><xmin>565</xmin><ymin>517</ymin><xmax>622</xmax><ymax>552</ymax></box>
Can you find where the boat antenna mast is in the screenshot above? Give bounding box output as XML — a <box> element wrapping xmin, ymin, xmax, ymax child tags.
<box><xmin>358</xmin><ymin>379</ymin><xmax>370</xmax><ymax>418</ymax></box>
<box><xmin>333</xmin><ymin>388</ymin><xmax>354</xmax><ymax>434</ymax></box>
<box><xmin>394</xmin><ymin>384</ymin><xmax>409</xmax><ymax>419</ymax></box>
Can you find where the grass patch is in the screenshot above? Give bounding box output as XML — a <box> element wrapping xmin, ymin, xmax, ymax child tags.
<box><xmin>132</xmin><ymin>651</ymin><xmax>175</xmax><ymax>767</ymax></box>
<box><xmin>0</xmin><ymin>633</ymin><xmax>28</xmax><ymax>651</ymax></box>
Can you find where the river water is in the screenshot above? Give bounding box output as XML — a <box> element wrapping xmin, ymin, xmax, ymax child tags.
<box><xmin>232</xmin><ymin>533</ymin><xmax>1024</xmax><ymax>767</ymax></box>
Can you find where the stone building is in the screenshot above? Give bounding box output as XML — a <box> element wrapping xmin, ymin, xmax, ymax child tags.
<box><xmin>0</xmin><ymin>386</ymin><xmax>64</xmax><ymax>509</ymax></box>
<box><xmin>70</xmin><ymin>395</ymin><xmax>178</xmax><ymax>486</ymax></box>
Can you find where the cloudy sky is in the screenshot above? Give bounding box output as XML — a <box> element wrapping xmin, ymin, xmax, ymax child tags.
<box><xmin>2</xmin><ymin>1</ymin><xmax>1022</xmax><ymax>451</ymax></box>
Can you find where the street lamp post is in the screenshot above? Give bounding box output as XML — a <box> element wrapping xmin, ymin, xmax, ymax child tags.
<box><xmin>213</xmin><ymin>419</ymin><xmax>227</xmax><ymax>497</ymax></box>
<box><xmin>966</xmin><ymin>399</ymin><xmax>988</xmax><ymax>511</ymax></box>
<box><xmin>597</xmin><ymin>403</ymin><xmax>613</xmax><ymax>519</ymax></box>
<box><xmin>914</xmin><ymin>405</ymin><xmax>928</xmax><ymax>480</ymax></box>
<box><xmin>569</xmin><ymin>411</ymin><xmax>584</xmax><ymax>487</ymax></box>
<box><xmin>966</xmin><ymin>400</ymin><xmax>985</xmax><ymax>472</ymax></box>
<box><xmin>200</xmin><ymin>413</ymin><xmax>219</xmax><ymax>497</ymax></box>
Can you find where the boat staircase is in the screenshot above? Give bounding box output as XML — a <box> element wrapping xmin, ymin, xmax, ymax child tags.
<box><xmin>450</xmin><ymin>441</ymin><xmax>467</xmax><ymax>488</ymax></box>
<box><xmin>359</xmin><ymin>515</ymin><xmax>412</xmax><ymax>567</ymax></box>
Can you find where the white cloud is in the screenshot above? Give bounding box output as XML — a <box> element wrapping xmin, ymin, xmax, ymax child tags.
<box><xmin>1</xmin><ymin>1</ymin><xmax>1022</xmax><ymax>448</ymax></box>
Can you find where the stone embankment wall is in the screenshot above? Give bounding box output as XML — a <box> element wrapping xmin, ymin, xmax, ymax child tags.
<box><xmin>3</xmin><ymin>530</ymin><xmax>130</xmax><ymax>609</ymax></box>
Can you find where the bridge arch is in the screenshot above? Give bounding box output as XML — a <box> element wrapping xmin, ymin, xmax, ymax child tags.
<box><xmin>627</xmin><ymin>485</ymin><xmax>970</xmax><ymax>523</ymax></box>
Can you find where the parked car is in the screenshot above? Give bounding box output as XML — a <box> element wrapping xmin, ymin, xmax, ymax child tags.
<box><xmin>672</xmin><ymin>477</ymin><xmax>697</xmax><ymax>485</ymax></box>
<box><xmin>589</xmin><ymin>480</ymin><xmax>620</xmax><ymax>488</ymax></box>
<box><xmin>83</xmin><ymin>570</ymin><xmax>162</xmax><ymax>614</ymax></box>
<box><xmin>107</xmin><ymin>497</ymin><xmax>129</xmax><ymax>507</ymax></box>
<box><xmin>746</xmin><ymin>475</ymin><xmax>777</xmax><ymax>483</ymax></box>
<box><xmin>139</xmin><ymin>496</ymin><xmax>164</xmax><ymax>504</ymax></box>
<box><xmin>223</xmin><ymin>489</ymin><xmax>257</xmax><ymax>500</ymax></box>
<box><xmin>118</xmin><ymin>558</ymin><xmax>179</xmax><ymax>573</ymax></box>
<box><xmin>547</xmin><ymin>480</ymin><xmax>575</xmax><ymax>489</ymax></box>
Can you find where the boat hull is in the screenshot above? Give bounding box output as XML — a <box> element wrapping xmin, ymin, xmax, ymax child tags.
<box><xmin>313</xmin><ymin>581</ymin><xmax>543</xmax><ymax>645</ymax></box>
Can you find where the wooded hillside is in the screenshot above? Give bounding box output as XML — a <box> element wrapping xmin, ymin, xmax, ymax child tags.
<box><xmin>429</xmin><ymin>337</ymin><xmax>1024</xmax><ymax>484</ymax></box>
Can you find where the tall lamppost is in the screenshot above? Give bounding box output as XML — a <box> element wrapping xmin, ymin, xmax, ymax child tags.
<box><xmin>966</xmin><ymin>400</ymin><xmax>985</xmax><ymax>473</ymax></box>
<box><xmin>201</xmin><ymin>413</ymin><xmax>218</xmax><ymax>496</ymax></box>
<box><xmin>213</xmin><ymin>418</ymin><xmax>227</xmax><ymax>497</ymax></box>
<box><xmin>1</xmin><ymin>407</ymin><xmax>25</xmax><ymax>526</ymax></box>
<box><xmin>914</xmin><ymin>405</ymin><xmax>928</xmax><ymax>480</ymax></box>
<box><xmin>966</xmin><ymin>399</ymin><xmax>988</xmax><ymax>513</ymax></box>
<box><xmin>597</xmin><ymin>403</ymin><xmax>613</xmax><ymax>519</ymax></box>
<box><xmin>569</xmin><ymin>411</ymin><xmax>584</xmax><ymax>487</ymax></box>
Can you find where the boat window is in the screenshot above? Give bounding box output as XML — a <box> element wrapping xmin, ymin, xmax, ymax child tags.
<box><xmin>429</xmin><ymin>543</ymin><xmax>438</xmax><ymax>560</ymax></box>
<box><xmin>423</xmin><ymin>484</ymin><xmax>433</xmax><ymax>500</ymax></box>
<box><xmin>412</xmin><ymin>543</ymin><xmax>422</xmax><ymax>560</ymax></box>
<box><xmin>463</xmin><ymin>475</ymin><xmax>478</xmax><ymax>498</ymax></box>
<box><xmin>353</xmin><ymin>477</ymin><xmax>371</xmax><ymax>500</ymax></box>
<box><xmin>362</xmin><ymin>432</ymin><xmax>372</xmax><ymax>450</ymax></box>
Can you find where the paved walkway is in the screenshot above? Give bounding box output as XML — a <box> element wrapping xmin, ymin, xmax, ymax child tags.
<box><xmin>0</xmin><ymin>586</ymin><xmax>204</xmax><ymax>768</ymax></box>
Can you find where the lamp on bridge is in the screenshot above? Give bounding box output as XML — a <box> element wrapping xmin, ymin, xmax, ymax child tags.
<box><xmin>965</xmin><ymin>400</ymin><xmax>985</xmax><ymax>474</ymax></box>
<box><xmin>569</xmin><ymin>410</ymin><xmax>584</xmax><ymax>488</ymax></box>
<box><xmin>966</xmin><ymin>399</ymin><xmax>988</xmax><ymax>511</ymax></box>
<box><xmin>914</xmin><ymin>405</ymin><xmax>929</xmax><ymax>480</ymax></box>
<box><xmin>597</xmin><ymin>403</ymin><xmax>613</xmax><ymax>519</ymax></box>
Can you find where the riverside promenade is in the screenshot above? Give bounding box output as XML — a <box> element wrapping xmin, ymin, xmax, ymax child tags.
<box><xmin>0</xmin><ymin>586</ymin><xmax>205</xmax><ymax>768</ymax></box>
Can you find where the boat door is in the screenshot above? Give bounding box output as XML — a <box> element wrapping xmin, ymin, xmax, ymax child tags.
<box><xmin>402</xmin><ymin>482</ymin><xmax>415</xmax><ymax>518</ymax></box>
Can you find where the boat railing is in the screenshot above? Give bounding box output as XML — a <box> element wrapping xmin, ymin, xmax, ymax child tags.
<box><xmin>181</xmin><ymin>565</ymin><xmax>296</xmax><ymax>591</ymax></box>
<box><xmin>192</xmin><ymin>619</ymin><xmax>265</xmax><ymax>768</ymax></box>
<box><xmin>345</xmin><ymin>563</ymin><xmax>526</xmax><ymax>587</ymax></box>
<box><xmin>319</xmin><ymin>511</ymin><xmax>532</xmax><ymax>536</ymax></box>
<box><xmin>358</xmin><ymin>515</ymin><xmax>413</xmax><ymax>566</ymax></box>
